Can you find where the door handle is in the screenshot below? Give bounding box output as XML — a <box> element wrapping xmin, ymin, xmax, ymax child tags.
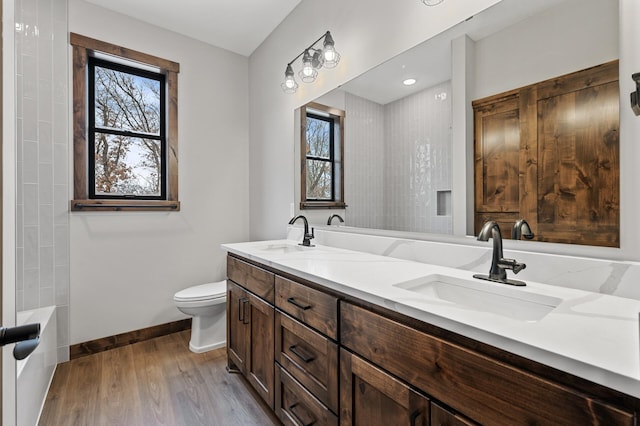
<box><xmin>0</xmin><ymin>323</ymin><xmax>41</xmax><ymax>360</ymax></box>
<box><xmin>241</xmin><ymin>299</ymin><xmax>250</xmax><ymax>324</ymax></box>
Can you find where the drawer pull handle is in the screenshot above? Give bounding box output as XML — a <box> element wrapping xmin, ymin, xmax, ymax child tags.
<box><xmin>289</xmin><ymin>345</ymin><xmax>315</xmax><ymax>363</ymax></box>
<box><xmin>410</xmin><ymin>409</ymin><xmax>421</xmax><ymax>426</ymax></box>
<box><xmin>289</xmin><ymin>403</ymin><xmax>316</xmax><ymax>426</ymax></box>
<box><xmin>239</xmin><ymin>298</ymin><xmax>249</xmax><ymax>324</ymax></box>
<box><xmin>287</xmin><ymin>297</ymin><xmax>311</xmax><ymax>310</ymax></box>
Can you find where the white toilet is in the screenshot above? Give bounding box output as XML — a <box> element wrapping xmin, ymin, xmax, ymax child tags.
<box><xmin>173</xmin><ymin>280</ymin><xmax>227</xmax><ymax>353</ymax></box>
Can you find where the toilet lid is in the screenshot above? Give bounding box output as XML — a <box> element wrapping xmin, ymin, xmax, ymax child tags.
<box><xmin>174</xmin><ymin>281</ymin><xmax>226</xmax><ymax>302</ymax></box>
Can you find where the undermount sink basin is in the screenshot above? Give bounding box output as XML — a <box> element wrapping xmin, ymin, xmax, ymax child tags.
<box><xmin>257</xmin><ymin>243</ymin><xmax>308</xmax><ymax>254</ymax></box>
<box><xmin>393</xmin><ymin>274</ymin><xmax>561</xmax><ymax>322</ymax></box>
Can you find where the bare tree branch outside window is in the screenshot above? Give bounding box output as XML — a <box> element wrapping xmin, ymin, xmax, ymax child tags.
<box><xmin>92</xmin><ymin>63</ymin><xmax>163</xmax><ymax>197</ymax></box>
<box><xmin>306</xmin><ymin>115</ymin><xmax>333</xmax><ymax>199</ymax></box>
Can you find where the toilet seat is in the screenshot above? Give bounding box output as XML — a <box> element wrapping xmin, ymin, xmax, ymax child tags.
<box><xmin>173</xmin><ymin>281</ymin><xmax>226</xmax><ymax>303</ymax></box>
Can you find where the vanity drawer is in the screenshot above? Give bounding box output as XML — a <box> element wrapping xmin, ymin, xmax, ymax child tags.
<box><xmin>340</xmin><ymin>302</ymin><xmax>634</xmax><ymax>426</ymax></box>
<box><xmin>275</xmin><ymin>276</ymin><xmax>338</xmax><ymax>340</ymax></box>
<box><xmin>227</xmin><ymin>256</ymin><xmax>275</xmax><ymax>303</ymax></box>
<box><xmin>275</xmin><ymin>364</ymin><xmax>338</xmax><ymax>426</ymax></box>
<box><xmin>275</xmin><ymin>312</ymin><xmax>339</xmax><ymax>413</ymax></box>
<box><xmin>431</xmin><ymin>402</ymin><xmax>476</xmax><ymax>426</ymax></box>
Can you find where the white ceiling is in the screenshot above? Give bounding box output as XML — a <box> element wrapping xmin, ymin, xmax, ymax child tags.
<box><xmin>84</xmin><ymin>0</ymin><xmax>302</xmax><ymax>56</ymax></box>
<box><xmin>340</xmin><ymin>0</ymin><xmax>568</xmax><ymax>105</ymax></box>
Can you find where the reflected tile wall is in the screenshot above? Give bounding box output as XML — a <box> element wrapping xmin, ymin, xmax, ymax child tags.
<box><xmin>384</xmin><ymin>81</ymin><xmax>452</xmax><ymax>234</ymax></box>
<box><xmin>15</xmin><ymin>0</ymin><xmax>69</xmax><ymax>362</ymax></box>
<box><xmin>345</xmin><ymin>93</ymin><xmax>385</xmax><ymax>229</ymax></box>
<box><xmin>344</xmin><ymin>83</ymin><xmax>453</xmax><ymax>234</ymax></box>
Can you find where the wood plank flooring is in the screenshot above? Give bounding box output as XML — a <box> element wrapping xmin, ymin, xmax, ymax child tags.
<box><xmin>39</xmin><ymin>330</ymin><xmax>281</xmax><ymax>425</ymax></box>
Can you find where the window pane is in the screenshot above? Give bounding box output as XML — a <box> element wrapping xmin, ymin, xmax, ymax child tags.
<box><xmin>306</xmin><ymin>159</ymin><xmax>332</xmax><ymax>200</ymax></box>
<box><xmin>306</xmin><ymin>116</ymin><xmax>331</xmax><ymax>159</ymax></box>
<box><xmin>94</xmin><ymin>133</ymin><xmax>162</xmax><ymax>196</ymax></box>
<box><xmin>94</xmin><ymin>66</ymin><xmax>161</xmax><ymax>135</ymax></box>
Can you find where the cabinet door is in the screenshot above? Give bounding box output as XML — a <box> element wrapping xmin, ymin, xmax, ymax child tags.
<box><xmin>536</xmin><ymin>78</ymin><xmax>619</xmax><ymax>247</ymax></box>
<box><xmin>246</xmin><ymin>291</ymin><xmax>275</xmax><ymax>409</ymax></box>
<box><xmin>474</xmin><ymin>95</ymin><xmax>522</xmax><ymax>222</ymax></box>
<box><xmin>227</xmin><ymin>280</ymin><xmax>248</xmax><ymax>374</ymax></box>
<box><xmin>340</xmin><ymin>348</ymin><xmax>429</xmax><ymax>426</ymax></box>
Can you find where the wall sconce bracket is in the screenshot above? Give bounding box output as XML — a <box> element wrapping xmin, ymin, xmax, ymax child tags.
<box><xmin>631</xmin><ymin>72</ymin><xmax>640</xmax><ymax>116</ymax></box>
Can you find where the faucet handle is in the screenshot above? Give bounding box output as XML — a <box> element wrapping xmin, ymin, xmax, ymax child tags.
<box><xmin>499</xmin><ymin>258</ymin><xmax>526</xmax><ymax>274</ymax></box>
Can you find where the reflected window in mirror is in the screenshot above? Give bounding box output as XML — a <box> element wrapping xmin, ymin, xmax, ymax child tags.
<box><xmin>300</xmin><ymin>102</ymin><xmax>346</xmax><ymax>209</ymax></box>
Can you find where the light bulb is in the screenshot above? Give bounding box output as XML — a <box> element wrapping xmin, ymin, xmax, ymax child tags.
<box><xmin>322</xmin><ymin>32</ymin><xmax>341</xmax><ymax>68</ymax></box>
<box><xmin>281</xmin><ymin>64</ymin><xmax>298</xmax><ymax>93</ymax></box>
<box><xmin>298</xmin><ymin>50</ymin><xmax>318</xmax><ymax>83</ymax></box>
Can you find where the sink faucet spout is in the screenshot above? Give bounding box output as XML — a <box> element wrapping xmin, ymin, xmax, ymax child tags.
<box><xmin>474</xmin><ymin>221</ymin><xmax>527</xmax><ymax>286</ymax></box>
<box><xmin>476</xmin><ymin>221</ymin><xmax>506</xmax><ymax>280</ymax></box>
<box><xmin>288</xmin><ymin>215</ymin><xmax>315</xmax><ymax>247</ymax></box>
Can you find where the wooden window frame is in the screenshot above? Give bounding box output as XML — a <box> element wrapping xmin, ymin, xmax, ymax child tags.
<box><xmin>300</xmin><ymin>102</ymin><xmax>346</xmax><ymax>210</ymax></box>
<box><xmin>70</xmin><ymin>33</ymin><xmax>180</xmax><ymax>211</ymax></box>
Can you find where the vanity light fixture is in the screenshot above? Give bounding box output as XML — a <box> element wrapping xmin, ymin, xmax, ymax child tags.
<box><xmin>281</xmin><ymin>31</ymin><xmax>341</xmax><ymax>94</ymax></box>
<box><xmin>421</xmin><ymin>0</ymin><xmax>444</xmax><ymax>5</ymax></box>
<box><xmin>403</xmin><ymin>78</ymin><xmax>417</xmax><ymax>86</ymax></box>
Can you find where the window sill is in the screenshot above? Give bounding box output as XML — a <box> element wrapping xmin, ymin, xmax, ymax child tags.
<box><xmin>300</xmin><ymin>201</ymin><xmax>347</xmax><ymax>210</ymax></box>
<box><xmin>71</xmin><ymin>199</ymin><xmax>180</xmax><ymax>212</ymax></box>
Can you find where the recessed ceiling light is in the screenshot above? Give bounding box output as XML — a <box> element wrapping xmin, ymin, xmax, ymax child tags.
<box><xmin>403</xmin><ymin>78</ymin><xmax>417</xmax><ymax>86</ymax></box>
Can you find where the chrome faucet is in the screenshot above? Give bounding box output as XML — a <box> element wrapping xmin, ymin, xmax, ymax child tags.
<box><xmin>288</xmin><ymin>215</ymin><xmax>315</xmax><ymax>247</ymax></box>
<box><xmin>512</xmin><ymin>219</ymin><xmax>535</xmax><ymax>240</ymax></box>
<box><xmin>327</xmin><ymin>214</ymin><xmax>344</xmax><ymax>225</ymax></box>
<box><xmin>473</xmin><ymin>221</ymin><xmax>526</xmax><ymax>286</ymax></box>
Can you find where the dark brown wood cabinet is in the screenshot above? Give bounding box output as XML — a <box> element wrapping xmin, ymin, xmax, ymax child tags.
<box><xmin>431</xmin><ymin>403</ymin><xmax>476</xmax><ymax>426</ymax></box>
<box><xmin>227</xmin><ymin>279</ymin><xmax>249</xmax><ymax>374</ymax></box>
<box><xmin>340</xmin><ymin>348</ymin><xmax>430</xmax><ymax>426</ymax></box>
<box><xmin>276</xmin><ymin>364</ymin><xmax>339</xmax><ymax>426</ymax></box>
<box><xmin>245</xmin><ymin>291</ymin><xmax>275</xmax><ymax>408</ymax></box>
<box><xmin>473</xmin><ymin>61</ymin><xmax>619</xmax><ymax>247</ymax></box>
<box><xmin>227</xmin><ymin>254</ymin><xmax>639</xmax><ymax>425</ymax></box>
<box><xmin>340</xmin><ymin>301</ymin><xmax>634</xmax><ymax>426</ymax></box>
<box><xmin>275</xmin><ymin>311</ymin><xmax>339</xmax><ymax>413</ymax></box>
<box><xmin>226</xmin><ymin>257</ymin><xmax>276</xmax><ymax>409</ymax></box>
<box><xmin>274</xmin><ymin>274</ymin><xmax>340</xmax><ymax>423</ymax></box>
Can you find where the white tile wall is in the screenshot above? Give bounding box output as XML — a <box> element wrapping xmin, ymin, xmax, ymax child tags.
<box><xmin>344</xmin><ymin>82</ymin><xmax>453</xmax><ymax>234</ymax></box>
<box><xmin>15</xmin><ymin>0</ymin><xmax>69</xmax><ymax>361</ymax></box>
<box><xmin>345</xmin><ymin>93</ymin><xmax>385</xmax><ymax>229</ymax></box>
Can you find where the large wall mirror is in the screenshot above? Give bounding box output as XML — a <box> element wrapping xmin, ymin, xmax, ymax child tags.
<box><xmin>295</xmin><ymin>0</ymin><xmax>619</xmax><ymax>248</ymax></box>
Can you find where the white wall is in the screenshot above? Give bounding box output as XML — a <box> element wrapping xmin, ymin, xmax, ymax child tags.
<box><xmin>473</xmin><ymin>0</ymin><xmax>618</xmax><ymax>99</ymax></box>
<box><xmin>252</xmin><ymin>0</ymin><xmax>640</xmax><ymax>262</ymax></box>
<box><xmin>249</xmin><ymin>0</ymin><xmax>503</xmax><ymax>241</ymax></box>
<box><xmin>69</xmin><ymin>0</ymin><xmax>249</xmax><ymax>344</ymax></box>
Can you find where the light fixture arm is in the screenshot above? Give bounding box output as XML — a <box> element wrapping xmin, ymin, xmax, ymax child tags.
<box><xmin>285</xmin><ymin>31</ymin><xmax>332</xmax><ymax>68</ymax></box>
<box><xmin>281</xmin><ymin>31</ymin><xmax>340</xmax><ymax>93</ymax></box>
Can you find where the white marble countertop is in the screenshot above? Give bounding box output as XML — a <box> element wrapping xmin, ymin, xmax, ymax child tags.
<box><xmin>222</xmin><ymin>239</ymin><xmax>640</xmax><ymax>399</ymax></box>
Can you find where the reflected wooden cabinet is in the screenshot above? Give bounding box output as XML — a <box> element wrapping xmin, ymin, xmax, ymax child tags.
<box><xmin>473</xmin><ymin>60</ymin><xmax>619</xmax><ymax>247</ymax></box>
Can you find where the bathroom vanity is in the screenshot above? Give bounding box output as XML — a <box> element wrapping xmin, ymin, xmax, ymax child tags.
<box><xmin>223</xmin><ymin>241</ymin><xmax>640</xmax><ymax>425</ymax></box>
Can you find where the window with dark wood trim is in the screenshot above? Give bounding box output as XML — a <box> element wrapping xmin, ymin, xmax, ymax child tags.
<box><xmin>300</xmin><ymin>102</ymin><xmax>346</xmax><ymax>209</ymax></box>
<box><xmin>70</xmin><ymin>33</ymin><xmax>180</xmax><ymax>211</ymax></box>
